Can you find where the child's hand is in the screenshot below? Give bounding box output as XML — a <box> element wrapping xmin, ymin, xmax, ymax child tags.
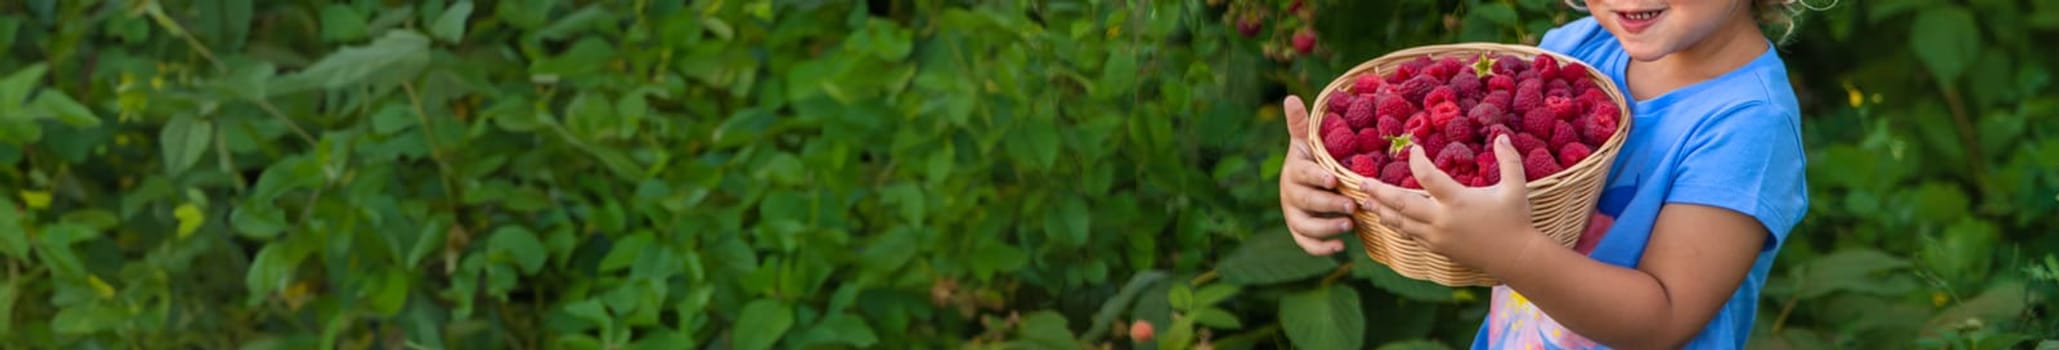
<box><xmin>1361</xmin><ymin>135</ymin><xmax>1548</xmax><ymax>271</ymax></box>
<box><xmin>1278</xmin><ymin>95</ymin><xmax>1357</xmax><ymax>256</ymax></box>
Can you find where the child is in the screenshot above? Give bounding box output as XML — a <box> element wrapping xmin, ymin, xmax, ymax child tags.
<box><xmin>1276</xmin><ymin>0</ymin><xmax>1822</xmax><ymax>348</ymax></box>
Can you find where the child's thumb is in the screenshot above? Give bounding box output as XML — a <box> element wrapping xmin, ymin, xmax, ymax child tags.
<box><xmin>1284</xmin><ymin>95</ymin><xmax>1310</xmax><ymax>141</ymax></box>
<box><xmin>1494</xmin><ymin>135</ymin><xmax>1526</xmax><ymax>188</ymax></box>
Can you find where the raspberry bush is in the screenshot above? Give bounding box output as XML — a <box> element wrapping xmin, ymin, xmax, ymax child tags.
<box><xmin>0</xmin><ymin>0</ymin><xmax>2053</xmax><ymax>349</ymax></box>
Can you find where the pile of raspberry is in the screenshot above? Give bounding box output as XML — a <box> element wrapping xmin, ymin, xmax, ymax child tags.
<box><xmin>1320</xmin><ymin>53</ymin><xmax>1620</xmax><ymax>189</ymax></box>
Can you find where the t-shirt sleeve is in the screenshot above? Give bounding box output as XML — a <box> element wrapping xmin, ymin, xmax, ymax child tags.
<box><xmin>1664</xmin><ymin>102</ymin><xmax>1809</xmax><ymax>250</ymax></box>
<box><xmin>1537</xmin><ymin>17</ymin><xmax>1604</xmax><ymax>57</ymax></box>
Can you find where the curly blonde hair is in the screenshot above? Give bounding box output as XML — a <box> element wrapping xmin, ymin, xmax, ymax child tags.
<box><xmin>1560</xmin><ymin>0</ymin><xmax>1840</xmax><ymax>44</ymax></box>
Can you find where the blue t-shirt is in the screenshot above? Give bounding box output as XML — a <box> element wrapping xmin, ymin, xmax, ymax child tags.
<box><xmin>1468</xmin><ymin>17</ymin><xmax>1809</xmax><ymax>349</ymax></box>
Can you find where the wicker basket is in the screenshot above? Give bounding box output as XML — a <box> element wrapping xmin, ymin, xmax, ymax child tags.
<box><xmin>1306</xmin><ymin>43</ymin><xmax>1632</xmax><ymax>287</ymax></box>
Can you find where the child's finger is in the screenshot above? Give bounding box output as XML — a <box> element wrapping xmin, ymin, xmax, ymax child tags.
<box><xmin>1492</xmin><ymin>135</ymin><xmax>1526</xmax><ymax>189</ymax></box>
<box><xmin>1287</xmin><ymin>159</ymin><xmax>1338</xmax><ymax>189</ymax></box>
<box><xmin>1406</xmin><ymin>145</ymin><xmax>1464</xmax><ymax>199</ymax></box>
<box><xmin>1362</xmin><ymin>178</ymin><xmax>1440</xmax><ymax>223</ymax></box>
<box><xmin>1287</xmin><ymin>183</ymin><xmax>1356</xmax><ymax>214</ymax></box>
<box><xmin>1284</xmin><ymin>95</ymin><xmax>1311</xmax><ymax>142</ymax></box>
<box><xmin>1287</xmin><ymin>209</ymin><xmax>1353</xmax><ymax>239</ymax></box>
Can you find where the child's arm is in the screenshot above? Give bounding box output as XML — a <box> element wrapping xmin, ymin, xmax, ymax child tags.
<box><xmin>1485</xmin><ymin>204</ymin><xmax>1764</xmax><ymax>349</ymax></box>
<box><xmin>1361</xmin><ymin>137</ymin><xmax>1767</xmax><ymax>349</ymax></box>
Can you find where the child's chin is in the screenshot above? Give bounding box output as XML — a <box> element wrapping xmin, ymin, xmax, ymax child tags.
<box><xmin>1621</xmin><ymin>44</ymin><xmax>1673</xmax><ymax>62</ymax></box>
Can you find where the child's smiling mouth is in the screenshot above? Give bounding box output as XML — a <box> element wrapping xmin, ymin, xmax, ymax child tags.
<box><xmin>1615</xmin><ymin>9</ymin><xmax>1665</xmax><ymax>33</ymax></box>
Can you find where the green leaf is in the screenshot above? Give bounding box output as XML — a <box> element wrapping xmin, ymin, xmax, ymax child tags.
<box><xmin>1910</xmin><ymin>5</ymin><xmax>1980</xmax><ymax>86</ymax></box>
<box><xmin>1794</xmin><ymin>249</ymin><xmax>1913</xmax><ymax>299</ymax></box>
<box><xmin>967</xmin><ymin>241</ymin><xmax>1027</xmax><ymax>281</ymax></box>
<box><xmin>160</xmin><ymin>114</ymin><xmax>213</xmax><ymax>175</ymax></box>
<box><xmin>1045</xmin><ymin>194</ymin><xmax>1090</xmax><ymax>246</ymax></box>
<box><xmin>0</xmin><ymin>199</ymin><xmax>22</xmax><ymax>258</ymax></box>
<box><xmin>320</xmin><ymin>4</ymin><xmax>368</xmax><ymax>42</ymax></box>
<box><xmin>732</xmin><ymin>299</ymin><xmax>795</xmax><ymax>350</ymax></box>
<box><xmin>245</xmin><ymin>241</ymin><xmax>304</xmax><ymax>302</ymax></box>
<box><xmin>1218</xmin><ymin>233</ymin><xmax>1338</xmax><ymax>285</ymax></box>
<box><xmin>431</xmin><ymin>1</ymin><xmax>473</xmax><ymax>43</ymax></box>
<box><xmin>365</xmin><ymin>270</ymin><xmax>408</xmax><ymax>316</ymax></box>
<box><xmin>1169</xmin><ymin>283</ymin><xmax>1194</xmax><ymax>310</ymax></box>
<box><xmin>1192</xmin><ymin>284</ymin><xmax>1239</xmax><ymax>306</ymax></box>
<box><xmin>275</xmin><ymin>30</ymin><xmax>431</xmax><ymax>93</ymax></box>
<box><xmin>174</xmin><ymin>203</ymin><xmax>204</xmax><ymax>238</ymax></box>
<box><xmin>30</xmin><ymin>91</ymin><xmax>100</xmax><ymax>128</ymax></box>
<box><xmin>1926</xmin><ymin>281</ymin><xmax>2027</xmax><ymax>330</ymax></box>
<box><xmin>600</xmin><ymin>233</ymin><xmax>652</xmax><ymax>273</ymax></box>
<box><xmin>52</xmin><ymin>304</ymin><xmax>121</xmax><ymax>334</ymax></box>
<box><xmin>1013</xmin><ymin>310</ymin><xmax>1077</xmax><ymax>350</ymax></box>
<box><xmin>797</xmin><ymin>313</ymin><xmax>879</xmax><ymax>348</ymax></box>
<box><xmin>1472</xmin><ymin>2</ymin><xmax>1519</xmax><ymax>27</ymax></box>
<box><xmin>0</xmin><ymin>64</ymin><xmax>48</xmax><ymax>117</ymax></box>
<box><xmin>1193</xmin><ymin>307</ymin><xmax>1243</xmax><ymax>329</ymax></box>
<box><xmin>489</xmin><ymin>226</ymin><xmax>546</xmax><ymax>274</ymax></box>
<box><xmin>1281</xmin><ymin>284</ymin><xmax>1365</xmax><ymax>350</ymax></box>
<box><xmin>230</xmin><ymin>202</ymin><xmax>288</xmax><ymax>239</ymax></box>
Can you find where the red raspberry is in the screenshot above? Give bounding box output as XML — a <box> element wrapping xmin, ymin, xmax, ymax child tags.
<box><xmin>1512</xmin><ymin>86</ymin><xmax>1544</xmax><ymax>115</ymax></box>
<box><xmin>1559</xmin><ymin>143</ymin><xmax>1593</xmax><ymax>168</ymax></box>
<box><xmin>1588</xmin><ymin>103</ymin><xmax>1620</xmax><ymax>125</ymax></box>
<box><xmin>1380</xmin><ymin>161</ymin><xmax>1411</xmax><ymax>185</ymax></box>
<box><xmin>1422</xmin><ymin>63</ymin><xmax>1453</xmax><ymax>82</ymax></box>
<box><xmin>1438</xmin><ymin>58</ymin><xmax>1467</xmax><ymax>79</ymax></box>
<box><xmin>1448</xmin><ymin>71</ymin><xmax>1483</xmax><ymax>99</ymax></box>
<box><xmin>1445</xmin><ymin>115</ymin><xmax>1478</xmax><ymax>144</ymax></box>
<box><xmin>1328</xmin><ymin>93</ymin><xmax>1355</xmax><ymax>112</ymax></box>
<box><xmin>1376</xmin><ymin>93</ymin><xmax>1416</xmax><ymax>119</ymax></box>
<box><xmin>1513</xmin><ymin>133</ymin><xmax>1547</xmax><ymax>155</ymax></box>
<box><xmin>1482</xmin><ymin>90</ymin><xmax>1512</xmax><ymax>115</ymax></box>
<box><xmin>1522</xmin><ymin>148</ymin><xmax>1563</xmax><ymax>181</ymax></box>
<box><xmin>1422</xmin><ymin>133</ymin><xmax>1450</xmax><ymax>160</ymax></box>
<box><xmin>1548</xmin><ymin>79</ymin><xmax>1570</xmax><ymax>93</ymax></box>
<box><xmin>1582</xmin><ymin>109</ymin><xmax>1619</xmax><ymax>145</ymax></box>
<box><xmin>1322</xmin><ymin>112</ymin><xmax>1349</xmax><ymax>135</ymax></box>
<box><xmin>1551</xmin><ymin>120</ymin><xmax>1580</xmax><ymax>149</ymax></box>
<box><xmin>1488</xmin><ymin>75</ymin><xmax>1516</xmax><ymax>93</ymax></box>
<box><xmin>1484</xmin><ymin>125</ymin><xmax>1515</xmax><ymax>143</ymax></box>
<box><xmin>1517</xmin><ymin>70</ymin><xmax>1540</xmax><ymax>82</ymax></box>
<box><xmin>1403</xmin><ymin>56</ymin><xmax>1436</xmax><ymax>71</ymax></box>
<box><xmin>1292</xmin><ymin>28</ymin><xmax>1317</xmax><ymax>54</ymax></box>
<box><xmin>1377</xmin><ymin>114</ymin><xmax>1405</xmax><ymax>138</ymax></box>
<box><xmin>1468</xmin><ymin>102</ymin><xmax>1506</xmax><ymax>127</ymax></box>
<box><xmin>1428</xmin><ymin>102</ymin><xmax>1462</xmax><ymax>128</ymax></box>
<box><xmin>1425</xmin><ymin>86</ymin><xmax>1457</xmax><ymax>109</ymax></box>
<box><xmin>1399</xmin><ymin>75</ymin><xmax>1441</xmax><ymax>103</ymax></box>
<box><xmin>1358</xmin><ymin>128</ymin><xmax>1389</xmax><ymax>155</ymax></box>
<box><xmin>1458</xmin><ymin>98</ymin><xmax>1478</xmax><ymax>114</ymax></box>
<box><xmin>1578</xmin><ymin>89</ymin><xmax>1610</xmax><ymax>111</ymax></box>
<box><xmin>1401</xmin><ymin>176</ymin><xmax>1421</xmax><ymax>189</ymax></box>
<box><xmin>1355</xmin><ymin>75</ymin><xmax>1384</xmax><ymax>94</ymax></box>
<box><xmin>1349</xmin><ymin>153</ymin><xmax>1383</xmax><ymax>177</ymax></box>
<box><xmin>1492</xmin><ymin>55</ymin><xmax>1528</xmax><ymax>76</ymax></box>
<box><xmin>1435</xmin><ymin>143</ymin><xmax>1476</xmax><ymax>177</ymax></box>
<box><xmin>1533</xmin><ymin>55</ymin><xmax>1560</xmax><ymax>82</ymax></box>
<box><xmin>1346</xmin><ymin>95</ymin><xmax>1378</xmax><ymax>129</ymax></box>
<box><xmin>1545</xmin><ymin>96</ymin><xmax>1578</xmax><ymax>120</ymax></box>
<box><xmin>1522</xmin><ymin>108</ymin><xmax>1555</xmax><ymax>137</ymax></box>
<box><xmin>1404</xmin><ymin>112</ymin><xmax>1432</xmax><ymax>139</ymax></box>
<box><xmin>1573</xmin><ymin>79</ymin><xmax>1600</xmax><ymax>97</ymax></box>
<box><xmin>1559</xmin><ymin>62</ymin><xmax>1591</xmax><ymax>81</ymax></box>
<box><xmin>1517</xmin><ymin>78</ymin><xmax>1545</xmax><ymax>95</ymax></box>
<box><xmin>1475</xmin><ymin>150</ymin><xmax>1501</xmax><ymax>186</ymax></box>
<box><xmin>1390</xmin><ymin>64</ymin><xmax>1418</xmax><ymax>84</ymax></box>
<box><xmin>1324</xmin><ymin>128</ymin><xmax>1358</xmax><ymax>161</ymax></box>
<box><xmin>1547</xmin><ymin>87</ymin><xmax>1572</xmax><ymax>100</ymax></box>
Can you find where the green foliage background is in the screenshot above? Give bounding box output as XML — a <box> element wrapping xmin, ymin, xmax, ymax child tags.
<box><xmin>0</xmin><ymin>0</ymin><xmax>2054</xmax><ymax>349</ymax></box>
